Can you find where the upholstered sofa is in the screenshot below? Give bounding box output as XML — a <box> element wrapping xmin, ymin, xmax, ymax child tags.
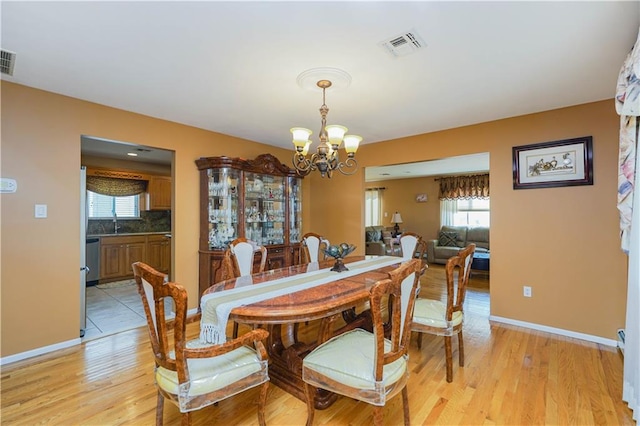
<box><xmin>365</xmin><ymin>226</ymin><xmax>397</xmax><ymax>255</ymax></box>
<box><xmin>426</xmin><ymin>225</ymin><xmax>490</xmax><ymax>264</ymax></box>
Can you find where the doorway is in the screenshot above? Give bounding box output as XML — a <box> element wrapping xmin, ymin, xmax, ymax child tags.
<box><xmin>80</xmin><ymin>136</ymin><xmax>174</xmax><ymax>340</ymax></box>
<box><xmin>364</xmin><ymin>152</ymin><xmax>491</xmax><ymax>309</ymax></box>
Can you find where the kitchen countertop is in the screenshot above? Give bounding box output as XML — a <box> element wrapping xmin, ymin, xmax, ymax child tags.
<box><xmin>87</xmin><ymin>232</ymin><xmax>171</xmax><ymax>237</ymax></box>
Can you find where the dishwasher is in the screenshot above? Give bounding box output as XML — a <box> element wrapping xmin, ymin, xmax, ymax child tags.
<box><xmin>86</xmin><ymin>237</ymin><xmax>100</xmax><ymax>286</ymax></box>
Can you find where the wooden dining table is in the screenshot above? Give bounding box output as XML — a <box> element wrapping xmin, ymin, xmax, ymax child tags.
<box><xmin>201</xmin><ymin>255</ymin><xmax>403</xmax><ymax>409</ymax></box>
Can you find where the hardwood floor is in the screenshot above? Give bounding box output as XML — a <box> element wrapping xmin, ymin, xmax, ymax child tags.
<box><xmin>2</xmin><ymin>265</ymin><xmax>633</xmax><ymax>425</ymax></box>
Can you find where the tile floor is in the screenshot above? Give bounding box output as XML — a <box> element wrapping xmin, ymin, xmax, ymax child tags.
<box><xmin>83</xmin><ymin>281</ymin><xmax>174</xmax><ymax>341</ymax></box>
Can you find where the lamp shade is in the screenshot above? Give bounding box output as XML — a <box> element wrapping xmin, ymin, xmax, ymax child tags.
<box><xmin>391</xmin><ymin>212</ymin><xmax>403</xmax><ymax>224</ymax></box>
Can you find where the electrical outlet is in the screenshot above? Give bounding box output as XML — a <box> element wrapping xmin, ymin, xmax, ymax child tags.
<box><xmin>523</xmin><ymin>286</ymin><xmax>532</xmax><ymax>298</ymax></box>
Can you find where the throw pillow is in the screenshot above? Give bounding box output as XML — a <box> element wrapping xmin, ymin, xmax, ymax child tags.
<box><xmin>366</xmin><ymin>230</ymin><xmax>378</xmax><ymax>242</ymax></box>
<box><xmin>438</xmin><ymin>231</ymin><xmax>458</xmax><ymax>247</ymax></box>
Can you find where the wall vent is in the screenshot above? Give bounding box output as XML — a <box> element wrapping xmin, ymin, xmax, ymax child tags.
<box><xmin>379</xmin><ymin>30</ymin><xmax>426</xmax><ymax>58</ymax></box>
<box><xmin>1</xmin><ymin>50</ymin><xmax>16</xmax><ymax>76</ymax></box>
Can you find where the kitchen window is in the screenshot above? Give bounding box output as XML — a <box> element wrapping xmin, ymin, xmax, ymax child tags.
<box><xmin>87</xmin><ymin>191</ymin><xmax>140</xmax><ymax>219</ymax></box>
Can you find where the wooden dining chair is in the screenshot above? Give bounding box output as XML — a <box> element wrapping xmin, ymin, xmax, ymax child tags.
<box><xmin>398</xmin><ymin>232</ymin><xmax>425</xmax><ymax>260</ymax></box>
<box><xmin>132</xmin><ymin>261</ymin><xmax>270</xmax><ymax>426</ymax></box>
<box><xmin>300</xmin><ymin>232</ymin><xmax>330</xmax><ymax>263</ymax></box>
<box><xmin>302</xmin><ymin>258</ymin><xmax>422</xmax><ymax>426</ymax></box>
<box><xmin>411</xmin><ymin>243</ymin><xmax>475</xmax><ymax>382</ymax></box>
<box><xmin>223</xmin><ymin>237</ymin><xmax>267</xmax><ymax>280</ymax></box>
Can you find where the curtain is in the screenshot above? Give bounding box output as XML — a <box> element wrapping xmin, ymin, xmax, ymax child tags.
<box><xmin>440</xmin><ymin>199</ymin><xmax>457</xmax><ymax>227</ymax></box>
<box><xmin>365</xmin><ymin>188</ymin><xmax>384</xmax><ymax>226</ymax></box>
<box><xmin>438</xmin><ymin>173</ymin><xmax>489</xmax><ymax>200</ymax></box>
<box><xmin>86</xmin><ymin>176</ymin><xmax>148</xmax><ymax>197</ymax></box>
<box><xmin>616</xmin><ymin>28</ymin><xmax>640</xmax><ymax>421</ymax></box>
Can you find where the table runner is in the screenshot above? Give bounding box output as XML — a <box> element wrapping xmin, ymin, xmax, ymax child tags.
<box><xmin>200</xmin><ymin>256</ymin><xmax>402</xmax><ymax>344</ymax></box>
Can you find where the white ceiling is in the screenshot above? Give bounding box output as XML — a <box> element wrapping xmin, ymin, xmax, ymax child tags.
<box><xmin>2</xmin><ymin>2</ymin><xmax>639</xmax><ymax>173</ymax></box>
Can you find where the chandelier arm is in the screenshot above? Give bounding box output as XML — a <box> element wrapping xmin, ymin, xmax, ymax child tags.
<box><xmin>336</xmin><ymin>157</ymin><xmax>359</xmax><ymax>176</ymax></box>
<box><xmin>292</xmin><ymin>152</ymin><xmax>314</xmax><ymax>176</ymax></box>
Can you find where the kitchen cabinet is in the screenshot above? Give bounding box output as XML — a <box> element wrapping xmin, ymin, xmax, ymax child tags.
<box><xmin>195</xmin><ymin>154</ymin><xmax>303</xmax><ymax>300</ymax></box>
<box><xmin>147</xmin><ymin>234</ymin><xmax>171</xmax><ymax>274</ymax></box>
<box><xmin>99</xmin><ymin>235</ymin><xmax>147</xmax><ymax>281</ymax></box>
<box><xmin>146</xmin><ymin>176</ymin><xmax>172</xmax><ymax>210</ymax></box>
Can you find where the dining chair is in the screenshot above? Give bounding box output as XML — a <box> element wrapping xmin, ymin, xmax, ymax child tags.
<box><xmin>398</xmin><ymin>232</ymin><xmax>425</xmax><ymax>260</ymax></box>
<box><xmin>300</xmin><ymin>232</ymin><xmax>330</xmax><ymax>263</ymax></box>
<box><xmin>302</xmin><ymin>258</ymin><xmax>422</xmax><ymax>426</ymax></box>
<box><xmin>411</xmin><ymin>243</ymin><xmax>476</xmax><ymax>382</ymax></box>
<box><xmin>223</xmin><ymin>237</ymin><xmax>267</xmax><ymax>279</ymax></box>
<box><xmin>132</xmin><ymin>261</ymin><xmax>270</xmax><ymax>426</ymax></box>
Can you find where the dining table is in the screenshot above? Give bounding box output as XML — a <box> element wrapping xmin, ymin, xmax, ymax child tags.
<box><xmin>200</xmin><ymin>255</ymin><xmax>404</xmax><ymax>409</ymax></box>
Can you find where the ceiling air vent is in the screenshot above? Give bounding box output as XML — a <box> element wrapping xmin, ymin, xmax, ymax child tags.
<box><xmin>379</xmin><ymin>30</ymin><xmax>426</xmax><ymax>58</ymax></box>
<box><xmin>1</xmin><ymin>50</ymin><xmax>16</xmax><ymax>76</ymax></box>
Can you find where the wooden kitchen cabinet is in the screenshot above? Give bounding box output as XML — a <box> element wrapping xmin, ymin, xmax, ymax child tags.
<box><xmin>99</xmin><ymin>235</ymin><xmax>147</xmax><ymax>281</ymax></box>
<box><xmin>147</xmin><ymin>234</ymin><xmax>171</xmax><ymax>274</ymax></box>
<box><xmin>146</xmin><ymin>176</ymin><xmax>172</xmax><ymax>210</ymax></box>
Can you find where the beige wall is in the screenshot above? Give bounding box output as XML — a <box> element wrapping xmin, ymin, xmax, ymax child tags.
<box><xmin>332</xmin><ymin>100</ymin><xmax>627</xmax><ymax>341</ymax></box>
<box><xmin>366</xmin><ymin>177</ymin><xmax>442</xmax><ymax>240</ymax></box>
<box><xmin>0</xmin><ymin>82</ymin><xmax>312</xmax><ymax>357</ymax></box>
<box><xmin>1</xmin><ymin>81</ymin><xmax>628</xmax><ymax>358</ymax></box>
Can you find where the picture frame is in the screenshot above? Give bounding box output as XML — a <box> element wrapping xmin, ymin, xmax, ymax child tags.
<box><xmin>512</xmin><ymin>136</ymin><xmax>593</xmax><ymax>190</ymax></box>
<box><xmin>415</xmin><ymin>193</ymin><xmax>428</xmax><ymax>203</ymax></box>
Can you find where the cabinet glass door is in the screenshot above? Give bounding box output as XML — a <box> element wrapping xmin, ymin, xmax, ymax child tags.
<box><xmin>289</xmin><ymin>177</ymin><xmax>302</xmax><ymax>243</ymax></box>
<box><xmin>207</xmin><ymin>167</ymin><xmax>240</xmax><ymax>249</ymax></box>
<box><xmin>244</xmin><ymin>172</ymin><xmax>285</xmax><ymax>246</ymax></box>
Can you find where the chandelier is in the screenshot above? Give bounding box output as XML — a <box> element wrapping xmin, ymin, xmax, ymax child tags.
<box><xmin>290</xmin><ymin>79</ymin><xmax>362</xmax><ymax>178</ymax></box>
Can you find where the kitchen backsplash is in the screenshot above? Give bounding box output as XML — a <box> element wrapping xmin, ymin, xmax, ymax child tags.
<box><xmin>88</xmin><ymin>210</ymin><xmax>171</xmax><ymax>235</ymax></box>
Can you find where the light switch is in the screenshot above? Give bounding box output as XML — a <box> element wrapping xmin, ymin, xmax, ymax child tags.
<box><xmin>35</xmin><ymin>204</ymin><xmax>47</xmax><ymax>218</ymax></box>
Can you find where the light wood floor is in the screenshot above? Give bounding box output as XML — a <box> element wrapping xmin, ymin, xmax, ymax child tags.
<box><xmin>2</xmin><ymin>266</ymin><xmax>633</xmax><ymax>425</ymax></box>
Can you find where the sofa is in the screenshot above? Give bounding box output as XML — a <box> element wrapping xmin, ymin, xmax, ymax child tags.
<box><xmin>365</xmin><ymin>226</ymin><xmax>397</xmax><ymax>255</ymax></box>
<box><xmin>426</xmin><ymin>225</ymin><xmax>489</xmax><ymax>264</ymax></box>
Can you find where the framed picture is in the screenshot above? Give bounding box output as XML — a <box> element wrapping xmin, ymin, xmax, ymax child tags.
<box><xmin>415</xmin><ymin>193</ymin><xmax>428</xmax><ymax>203</ymax></box>
<box><xmin>512</xmin><ymin>136</ymin><xmax>593</xmax><ymax>190</ymax></box>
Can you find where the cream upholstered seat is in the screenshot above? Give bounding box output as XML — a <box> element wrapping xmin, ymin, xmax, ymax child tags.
<box><xmin>300</xmin><ymin>232</ymin><xmax>330</xmax><ymax>263</ymax></box>
<box><xmin>302</xmin><ymin>258</ymin><xmax>422</xmax><ymax>426</ymax></box>
<box><xmin>411</xmin><ymin>243</ymin><xmax>475</xmax><ymax>383</ymax></box>
<box><xmin>132</xmin><ymin>262</ymin><xmax>270</xmax><ymax>426</ymax></box>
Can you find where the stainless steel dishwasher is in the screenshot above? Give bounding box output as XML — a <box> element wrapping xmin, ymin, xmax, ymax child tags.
<box><xmin>86</xmin><ymin>237</ymin><xmax>100</xmax><ymax>286</ymax></box>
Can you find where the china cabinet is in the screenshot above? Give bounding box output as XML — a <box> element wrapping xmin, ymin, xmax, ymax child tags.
<box><xmin>196</xmin><ymin>154</ymin><xmax>303</xmax><ymax>299</ymax></box>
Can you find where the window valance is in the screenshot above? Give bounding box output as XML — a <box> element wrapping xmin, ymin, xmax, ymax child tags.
<box><xmin>86</xmin><ymin>176</ymin><xmax>147</xmax><ymax>197</ymax></box>
<box><xmin>438</xmin><ymin>173</ymin><xmax>489</xmax><ymax>200</ymax></box>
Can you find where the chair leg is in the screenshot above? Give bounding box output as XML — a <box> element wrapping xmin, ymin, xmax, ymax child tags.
<box><xmin>180</xmin><ymin>411</ymin><xmax>191</xmax><ymax>426</ymax></box>
<box><xmin>257</xmin><ymin>381</ymin><xmax>269</xmax><ymax>426</ymax></box>
<box><xmin>156</xmin><ymin>392</ymin><xmax>164</xmax><ymax>426</ymax></box>
<box><xmin>417</xmin><ymin>332</ymin><xmax>423</xmax><ymax>350</ymax></box>
<box><xmin>233</xmin><ymin>321</ymin><xmax>239</xmax><ymax>338</ymax></box>
<box><xmin>304</xmin><ymin>382</ymin><xmax>316</xmax><ymax>426</ymax></box>
<box><xmin>402</xmin><ymin>386</ymin><xmax>410</xmax><ymax>426</ymax></box>
<box><xmin>373</xmin><ymin>406</ymin><xmax>384</xmax><ymax>426</ymax></box>
<box><xmin>444</xmin><ymin>335</ymin><xmax>453</xmax><ymax>383</ymax></box>
<box><xmin>458</xmin><ymin>330</ymin><xmax>465</xmax><ymax>367</ymax></box>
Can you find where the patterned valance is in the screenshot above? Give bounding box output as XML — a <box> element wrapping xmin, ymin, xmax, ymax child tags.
<box><xmin>438</xmin><ymin>173</ymin><xmax>490</xmax><ymax>200</ymax></box>
<box><xmin>86</xmin><ymin>176</ymin><xmax>147</xmax><ymax>197</ymax></box>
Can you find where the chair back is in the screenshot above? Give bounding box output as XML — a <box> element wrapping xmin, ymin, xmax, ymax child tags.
<box><xmin>133</xmin><ymin>262</ymin><xmax>185</xmax><ymax>373</ymax></box>
<box><xmin>228</xmin><ymin>237</ymin><xmax>267</xmax><ymax>277</ymax></box>
<box><xmin>370</xmin><ymin>258</ymin><xmax>422</xmax><ymax>380</ymax></box>
<box><xmin>446</xmin><ymin>243</ymin><xmax>476</xmax><ymax>320</ymax></box>
<box><xmin>399</xmin><ymin>232</ymin><xmax>424</xmax><ymax>260</ymax></box>
<box><xmin>301</xmin><ymin>232</ymin><xmax>330</xmax><ymax>263</ymax></box>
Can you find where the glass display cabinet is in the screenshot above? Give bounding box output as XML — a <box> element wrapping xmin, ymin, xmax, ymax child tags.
<box><xmin>196</xmin><ymin>154</ymin><xmax>303</xmax><ymax>298</ymax></box>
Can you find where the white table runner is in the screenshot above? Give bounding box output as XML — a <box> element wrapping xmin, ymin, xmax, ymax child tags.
<box><xmin>200</xmin><ymin>256</ymin><xmax>402</xmax><ymax>344</ymax></box>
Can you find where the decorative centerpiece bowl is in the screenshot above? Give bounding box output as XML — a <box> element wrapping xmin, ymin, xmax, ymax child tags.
<box><xmin>323</xmin><ymin>243</ymin><xmax>356</xmax><ymax>272</ymax></box>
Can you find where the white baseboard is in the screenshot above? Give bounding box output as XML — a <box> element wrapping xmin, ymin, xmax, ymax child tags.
<box><xmin>489</xmin><ymin>315</ymin><xmax>618</xmax><ymax>347</ymax></box>
<box><xmin>1</xmin><ymin>338</ymin><xmax>81</xmax><ymax>366</ymax></box>
<box><xmin>188</xmin><ymin>307</ymin><xmax>199</xmax><ymax>316</ymax></box>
